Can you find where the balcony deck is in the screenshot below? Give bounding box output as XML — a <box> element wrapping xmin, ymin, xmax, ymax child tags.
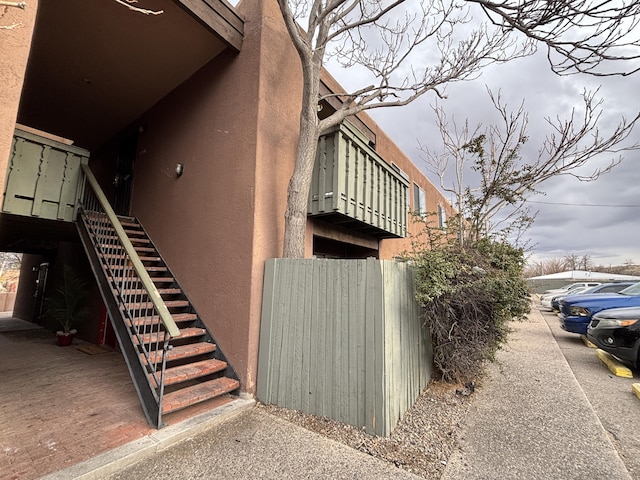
<box><xmin>308</xmin><ymin>122</ymin><xmax>408</xmax><ymax>239</ymax></box>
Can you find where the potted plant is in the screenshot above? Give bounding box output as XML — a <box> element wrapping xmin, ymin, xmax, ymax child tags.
<box><xmin>45</xmin><ymin>264</ymin><xmax>89</xmax><ymax>346</ymax></box>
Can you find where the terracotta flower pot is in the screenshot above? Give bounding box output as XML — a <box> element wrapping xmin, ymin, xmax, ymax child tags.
<box><xmin>56</xmin><ymin>329</ymin><xmax>77</xmax><ymax>346</ymax></box>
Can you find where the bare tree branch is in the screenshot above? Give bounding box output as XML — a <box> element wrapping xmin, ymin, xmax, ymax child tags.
<box><xmin>278</xmin><ymin>0</ymin><xmax>640</xmax><ymax>257</ymax></box>
<box><xmin>0</xmin><ymin>1</ymin><xmax>26</xmax><ymax>8</ymax></box>
<box><xmin>467</xmin><ymin>0</ymin><xmax>640</xmax><ymax>76</ymax></box>
<box><xmin>113</xmin><ymin>0</ymin><xmax>163</xmax><ymax>16</ymax></box>
<box><xmin>421</xmin><ymin>87</ymin><xmax>639</xmax><ymax>244</ymax></box>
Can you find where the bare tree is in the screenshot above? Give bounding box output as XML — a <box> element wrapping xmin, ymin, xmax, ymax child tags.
<box><xmin>467</xmin><ymin>0</ymin><xmax>640</xmax><ymax>76</ymax></box>
<box><xmin>421</xmin><ymin>88</ymin><xmax>638</xmax><ymax>244</ymax></box>
<box><xmin>277</xmin><ymin>0</ymin><xmax>640</xmax><ymax>257</ymax></box>
<box><xmin>579</xmin><ymin>254</ymin><xmax>593</xmax><ymax>271</ymax></box>
<box><xmin>564</xmin><ymin>253</ymin><xmax>592</xmax><ymax>271</ymax></box>
<box><xmin>524</xmin><ymin>256</ymin><xmax>571</xmax><ymax>277</ymax></box>
<box><xmin>0</xmin><ymin>252</ymin><xmax>21</xmax><ymax>277</ymax></box>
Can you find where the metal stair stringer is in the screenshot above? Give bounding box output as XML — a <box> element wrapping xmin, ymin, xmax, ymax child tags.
<box><xmin>74</xmin><ymin>169</ymin><xmax>240</xmax><ymax>428</ymax></box>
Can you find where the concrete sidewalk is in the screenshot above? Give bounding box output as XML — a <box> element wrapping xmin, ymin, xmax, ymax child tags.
<box><xmin>41</xmin><ymin>306</ymin><xmax>632</xmax><ymax>479</ymax></box>
<box><xmin>42</xmin><ymin>402</ymin><xmax>424</xmax><ymax>480</ymax></box>
<box><xmin>442</xmin><ymin>307</ymin><xmax>631</xmax><ymax>479</ymax></box>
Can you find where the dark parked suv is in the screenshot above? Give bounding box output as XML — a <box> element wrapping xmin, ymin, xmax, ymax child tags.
<box><xmin>587</xmin><ymin>306</ymin><xmax>640</xmax><ymax>368</ymax></box>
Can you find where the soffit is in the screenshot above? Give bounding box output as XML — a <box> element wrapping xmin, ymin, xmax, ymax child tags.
<box><xmin>17</xmin><ymin>0</ymin><xmax>241</xmax><ymax>150</ymax></box>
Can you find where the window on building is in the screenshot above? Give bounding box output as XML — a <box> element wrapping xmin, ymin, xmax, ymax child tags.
<box><xmin>438</xmin><ymin>204</ymin><xmax>447</xmax><ymax>228</ymax></box>
<box><xmin>413</xmin><ymin>184</ymin><xmax>426</xmax><ymax>216</ymax></box>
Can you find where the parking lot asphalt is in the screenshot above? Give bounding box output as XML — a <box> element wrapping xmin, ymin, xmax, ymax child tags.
<box><xmin>542</xmin><ymin>307</ymin><xmax>640</xmax><ymax>479</ymax></box>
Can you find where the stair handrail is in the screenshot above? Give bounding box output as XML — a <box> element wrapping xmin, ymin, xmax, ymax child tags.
<box><xmin>80</xmin><ymin>164</ymin><xmax>180</xmax><ymax>338</ymax></box>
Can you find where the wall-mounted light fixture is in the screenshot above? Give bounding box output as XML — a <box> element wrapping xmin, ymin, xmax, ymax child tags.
<box><xmin>175</xmin><ymin>163</ymin><xmax>184</xmax><ymax>177</ymax></box>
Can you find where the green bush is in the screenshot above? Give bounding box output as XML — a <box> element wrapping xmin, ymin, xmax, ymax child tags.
<box><xmin>409</xmin><ymin>229</ymin><xmax>530</xmax><ymax>382</ymax></box>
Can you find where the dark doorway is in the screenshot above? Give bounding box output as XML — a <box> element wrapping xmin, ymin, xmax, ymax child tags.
<box><xmin>313</xmin><ymin>236</ymin><xmax>379</xmax><ymax>259</ymax></box>
<box><xmin>112</xmin><ymin>132</ymin><xmax>137</xmax><ymax>216</ymax></box>
<box><xmin>32</xmin><ymin>261</ymin><xmax>49</xmax><ymax>323</ymax></box>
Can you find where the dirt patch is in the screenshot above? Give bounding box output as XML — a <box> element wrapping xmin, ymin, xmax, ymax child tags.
<box><xmin>259</xmin><ymin>380</ymin><xmax>475</xmax><ymax>478</ymax></box>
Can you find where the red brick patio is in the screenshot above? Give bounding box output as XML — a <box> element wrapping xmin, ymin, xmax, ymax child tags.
<box><xmin>0</xmin><ymin>316</ymin><xmax>232</xmax><ymax>479</ymax></box>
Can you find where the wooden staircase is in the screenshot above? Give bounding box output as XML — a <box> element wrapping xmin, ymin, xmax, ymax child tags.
<box><xmin>76</xmin><ymin>212</ymin><xmax>240</xmax><ymax>427</ymax></box>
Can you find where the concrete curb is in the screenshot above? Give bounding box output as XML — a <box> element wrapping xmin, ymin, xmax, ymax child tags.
<box><xmin>38</xmin><ymin>397</ymin><xmax>256</xmax><ymax>480</ymax></box>
<box><xmin>580</xmin><ymin>334</ymin><xmax>596</xmax><ymax>348</ymax></box>
<box><xmin>595</xmin><ymin>349</ymin><xmax>634</xmax><ymax>378</ymax></box>
<box><xmin>632</xmin><ymin>384</ymin><xmax>640</xmax><ymax>400</ymax></box>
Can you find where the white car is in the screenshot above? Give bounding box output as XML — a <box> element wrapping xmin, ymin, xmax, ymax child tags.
<box><xmin>540</xmin><ymin>286</ymin><xmax>590</xmax><ymax>310</ymax></box>
<box><xmin>539</xmin><ymin>282</ymin><xmax>601</xmax><ymax>309</ymax></box>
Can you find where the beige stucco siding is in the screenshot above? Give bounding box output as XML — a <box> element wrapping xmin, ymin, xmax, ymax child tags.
<box><xmin>0</xmin><ymin>2</ymin><xmax>39</xmax><ymax>199</ymax></box>
<box><xmin>129</xmin><ymin>2</ymin><xmax>265</xmax><ymax>392</ymax></box>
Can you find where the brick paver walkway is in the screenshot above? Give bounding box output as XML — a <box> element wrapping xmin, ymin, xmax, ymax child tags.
<box><xmin>0</xmin><ymin>316</ymin><xmax>231</xmax><ymax>479</ymax></box>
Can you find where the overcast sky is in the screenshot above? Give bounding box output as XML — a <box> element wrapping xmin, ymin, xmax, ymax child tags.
<box><xmin>328</xmin><ymin>45</ymin><xmax>640</xmax><ymax>268</ymax></box>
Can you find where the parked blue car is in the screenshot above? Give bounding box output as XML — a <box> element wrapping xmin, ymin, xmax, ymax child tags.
<box><xmin>549</xmin><ymin>282</ymin><xmax>637</xmax><ymax>311</ymax></box>
<box><xmin>558</xmin><ymin>282</ymin><xmax>640</xmax><ymax>335</ymax></box>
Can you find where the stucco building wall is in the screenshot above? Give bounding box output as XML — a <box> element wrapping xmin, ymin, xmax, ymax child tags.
<box><xmin>125</xmin><ymin>0</ymin><xmax>303</xmax><ymax>392</ymax></box>
<box><xmin>128</xmin><ymin>15</ymin><xmax>263</xmax><ymax>391</ymax></box>
<box><xmin>0</xmin><ymin>0</ymin><xmax>456</xmax><ymax>395</ymax></box>
<box><xmin>0</xmin><ymin>2</ymin><xmax>38</xmax><ymax>199</ymax></box>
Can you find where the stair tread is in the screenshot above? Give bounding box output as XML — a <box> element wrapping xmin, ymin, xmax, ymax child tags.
<box><xmin>127</xmin><ymin>299</ymin><xmax>189</xmax><ymax>309</ymax></box>
<box><xmin>100</xmin><ymin>253</ymin><xmax>160</xmax><ymax>262</ymax></box>
<box><xmin>138</xmin><ymin>256</ymin><xmax>162</xmax><ymax>262</ymax></box>
<box><xmin>95</xmin><ymin>234</ymin><xmax>151</xmax><ymax>244</ymax></box>
<box><xmin>108</xmin><ymin>265</ymin><xmax>166</xmax><ymax>271</ymax></box>
<box><xmin>133</xmin><ymin>327</ymin><xmax>206</xmax><ymax>345</ymax></box>
<box><xmin>84</xmin><ymin>212</ymin><xmax>136</xmax><ymax>226</ymax></box>
<box><xmin>123</xmin><ymin>288</ymin><xmax>182</xmax><ymax>295</ymax></box>
<box><xmin>162</xmin><ymin>377</ymin><xmax>240</xmax><ymax>414</ymax></box>
<box><xmin>143</xmin><ymin>342</ymin><xmax>217</xmax><ymax>365</ymax></box>
<box><xmin>100</xmin><ymin>244</ymin><xmax>155</xmax><ymax>253</ymax></box>
<box><xmin>128</xmin><ymin>312</ymin><xmax>198</xmax><ymax>327</ymax></box>
<box><xmin>111</xmin><ymin>276</ymin><xmax>175</xmax><ymax>283</ymax></box>
<box><xmin>159</xmin><ymin>358</ymin><xmax>228</xmax><ymax>386</ymax></box>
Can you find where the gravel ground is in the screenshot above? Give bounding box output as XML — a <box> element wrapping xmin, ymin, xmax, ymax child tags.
<box><xmin>259</xmin><ymin>380</ymin><xmax>476</xmax><ymax>479</ymax></box>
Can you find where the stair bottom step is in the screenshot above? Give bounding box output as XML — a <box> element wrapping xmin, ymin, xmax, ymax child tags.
<box><xmin>162</xmin><ymin>377</ymin><xmax>240</xmax><ymax>414</ymax></box>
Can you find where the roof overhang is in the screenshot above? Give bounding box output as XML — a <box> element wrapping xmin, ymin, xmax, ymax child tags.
<box><xmin>17</xmin><ymin>0</ymin><xmax>244</xmax><ymax>151</ymax></box>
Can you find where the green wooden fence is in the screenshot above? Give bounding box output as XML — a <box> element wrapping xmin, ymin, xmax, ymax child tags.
<box><xmin>257</xmin><ymin>258</ymin><xmax>432</xmax><ymax>436</ymax></box>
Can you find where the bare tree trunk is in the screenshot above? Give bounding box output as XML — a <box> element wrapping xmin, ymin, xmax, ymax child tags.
<box><xmin>283</xmin><ymin>67</ymin><xmax>321</xmax><ymax>258</ymax></box>
<box><xmin>282</xmin><ymin>127</ymin><xmax>319</xmax><ymax>258</ymax></box>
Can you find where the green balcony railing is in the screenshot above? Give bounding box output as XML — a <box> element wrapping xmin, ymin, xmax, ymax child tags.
<box><xmin>308</xmin><ymin>121</ymin><xmax>408</xmax><ymax>238</ymax></box>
